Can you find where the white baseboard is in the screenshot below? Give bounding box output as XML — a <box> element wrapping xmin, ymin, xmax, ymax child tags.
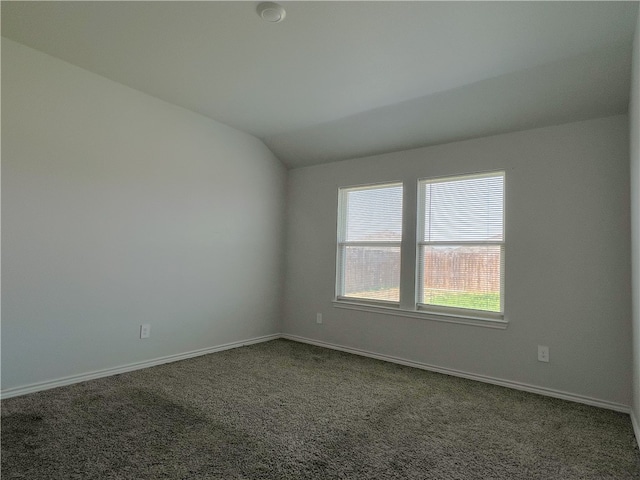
<box><xmin>282</xmin><ymin>334</ymin><xmax>631</xmax><ymax>414</ymax></box>
<box><xmin>3</xmin><ymin>332</ymin><xmax>634</xmax><ymax>419</ymax></box>
<box><xmin>632</xmin><ymin>410</ymin><xmax>640</xmax><ymax>449</ymax></box>
<box><xmin>0</xmin><ymin>333</ymin><xmax>280</xmax><ymax>400</ymax></box>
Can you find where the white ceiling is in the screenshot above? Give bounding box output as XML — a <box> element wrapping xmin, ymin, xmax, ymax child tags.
<box><xmin>2</xmin><ymin>1</ymin><xmax>638</xmax><ymax>168</ymax></box>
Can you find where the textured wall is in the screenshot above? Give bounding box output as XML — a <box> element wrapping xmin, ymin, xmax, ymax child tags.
<box><xmin>1</xmin><ymin>39</ymin><xmax>287</xmax><ymax>391</ymax></box>
<box><xmin>284</xmin><ymin>115</ymin><xmax>631</xmax><ymax>407</ymax></box>
<box><xmin>630</xmin><ymin>9</ymin><xmax>640</xmax><ymax>438</ymax></box>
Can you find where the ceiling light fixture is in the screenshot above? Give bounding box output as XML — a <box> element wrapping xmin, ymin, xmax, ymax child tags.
<box><xmin>257</xmin><ymin>2</ymin><xmax>286</xmax><ymax>23</ymax></box>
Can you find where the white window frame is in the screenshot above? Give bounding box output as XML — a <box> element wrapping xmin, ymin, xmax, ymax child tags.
<box><xmin>416</xmin><ymin>171</ymin><xmax>505</xmax><ymax>321</ymax></box>
<box><xmin>333</xmin><ymin>171</ymin><xmax>507</xmax><ymax>330</ymax></box>
<box><xmin>335</xmin><ymin>182</ymin><xmax>403</xmax><ymax>307</ymax></box>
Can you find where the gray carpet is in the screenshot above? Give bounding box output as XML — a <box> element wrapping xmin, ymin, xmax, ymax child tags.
<box><xmin>2</xmin><ymin>339</ymin><xmax>639</xmax><ymax>479</ymax></box>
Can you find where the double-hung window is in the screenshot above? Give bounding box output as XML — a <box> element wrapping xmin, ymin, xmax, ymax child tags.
<box><xmin>417</xmin><ymin>172</ymin><xmax>505</xmax><ymax>317</ymax></box>
<box><xmin>335</xmin><ymin>171</ymin><xmax>505</xmax><ymax>325</ymax></box>
<box><xmin>336</xmin><ymin>183</ymin><xmax>403</xmax><ymax>304</ymax></box>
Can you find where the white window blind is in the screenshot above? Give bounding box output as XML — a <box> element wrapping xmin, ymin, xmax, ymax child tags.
<box><xmin>418</xmin><ymin>172</ymin><xmax>505</xmax><ymax>314</ymax></box>
<box><xmin>337</xmin><ymin>183</ymin><xmax>403</xmax><ymax>304</ymax></box>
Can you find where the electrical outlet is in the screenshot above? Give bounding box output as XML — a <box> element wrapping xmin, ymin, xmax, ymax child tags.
<box><xmin>538</xmin><ymin>345</ymin><xmax>549</xmax><ymax>363</ymax></box>
<box><xmin>140</xmin><ymin>324</ymin><xmax>151</xmax><ymax>339</ymax></box>
<box><xmin>316</xmin><ymin>313</ymin><xmax>323</xmax><ymax>324</ymax></box>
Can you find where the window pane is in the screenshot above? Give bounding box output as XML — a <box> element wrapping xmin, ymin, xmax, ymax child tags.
<box><xmin>345</xmin><ymin>185</ymin><xmax>403</xmax><ymax>241</ymax></box>
<box><xmin>423</xmin><ymin>174</ymin><xmax>504</xmax><ymax>242</ymax></box>
<box><xmin>342</xmin><ymin>246</ymin><xmax>400</xmax><ymax>302</ymax></box>
<box><xmin>420</xmin><ymin>245</ymin><xmax>502</xmax><ymax>312</ymax></box>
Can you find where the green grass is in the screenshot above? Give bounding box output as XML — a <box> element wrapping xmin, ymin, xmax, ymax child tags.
<box><xmin>345</xmin><ymin>287</ymin><xmax>399</xmax><ymax>302</ymax></box>
<box><xmin>424</xmin><ymin>291</ymin><xmax>500</xmax><ymax>312</ymax></box>
<box><xmin>344</xmin><ymin>288</ymin><xmax>500</xmax><ymax>312</ymax></box>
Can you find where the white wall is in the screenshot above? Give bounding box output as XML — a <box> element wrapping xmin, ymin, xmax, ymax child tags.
<box><xmin>630</xmin><ymin>9</ymin><xmax>640</xmax><ymax>440</ymax></box>
<box><xmin>283</xmin><ymin>115</ymin><xmax>632</xmax><ymax>408</ymax></box>
<box><xmin>1</xmin><ymin>39</ymin><xmax>287</xmax><ymax>392</ymax></box>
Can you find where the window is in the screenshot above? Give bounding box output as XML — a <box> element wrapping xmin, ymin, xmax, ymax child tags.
<box><xmin>335</xmin><ymin>171</ymin><xmax>506</xmax><ymax>327</ymax></box>
<box><xmin>336</xmin><ymin>183</ymin><xmax>403</xmax><ymax>304</ymax></box>
<box><xmin>417</xmin><ymin>172</ymin><xmax>505</xmax><ymax>316</ymax></box>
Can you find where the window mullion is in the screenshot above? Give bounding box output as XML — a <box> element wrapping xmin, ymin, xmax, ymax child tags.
<box><xmin>399</xmin><ymin>178</ymin><xmax>417</xmax><ymax>311</ymax></box>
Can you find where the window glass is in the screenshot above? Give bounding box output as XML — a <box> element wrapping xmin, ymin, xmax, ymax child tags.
<box><xmin>418</xmin><ymin>172</ymin><xmax>505</xmax><ymax>314</ymax></box>
<box><xmin>337</xmin><ymin>183</ymin><xmax>403</xmax><ymax>303</ymax></box>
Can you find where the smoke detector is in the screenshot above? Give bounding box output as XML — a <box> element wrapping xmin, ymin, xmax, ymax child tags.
<box><xmin>257</xmin><ymin>2</ymin><xmax>286</xmax><ymax>23</ymax></box>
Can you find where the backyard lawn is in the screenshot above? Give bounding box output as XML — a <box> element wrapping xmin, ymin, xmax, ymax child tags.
<box><xmin>345</xmin><ymin>288</ymin><xmax>500</xmax><ymax>312</ymax></box>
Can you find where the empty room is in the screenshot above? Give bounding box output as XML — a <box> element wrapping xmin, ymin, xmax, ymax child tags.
<box><xmin>2</xmin><ymin>1</ymin><xmax>640</xmax><ymax>478</ymax></box>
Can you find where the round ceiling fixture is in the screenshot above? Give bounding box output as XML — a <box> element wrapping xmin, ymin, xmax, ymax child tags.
<box><xmin>257</xmin><ymin>2</ymin><xmax>286</xmax><ymax>23</ymax></box>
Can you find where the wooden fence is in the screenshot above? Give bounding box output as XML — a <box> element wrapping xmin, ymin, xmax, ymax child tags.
<box><xmin>344</xmin><ymin>246</ymin><xmax>500</xmax><ymax>295</ymax></box>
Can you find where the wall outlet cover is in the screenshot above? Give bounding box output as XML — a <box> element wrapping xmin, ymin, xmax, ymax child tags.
<box><xmin>140</xmin><ymin>324</ymin><xmax>151</xmax><ymax>339</ymax></box>
<box><xmin>538</xmin><ymin>345</ymin><xmax>549</xmax><ymax>362</ymax></box>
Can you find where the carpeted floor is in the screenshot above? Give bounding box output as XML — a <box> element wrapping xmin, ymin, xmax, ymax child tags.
<box><xmin>2</xmin><ymin>339</ymin><xmax>639</xmax><ymax>479</ymax></box>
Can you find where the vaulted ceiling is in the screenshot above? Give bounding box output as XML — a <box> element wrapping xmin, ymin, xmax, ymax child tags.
<box><xmin>2</xmin><ymin>1</ymin><xmax>638</xmax><ymax>167</ymax></box>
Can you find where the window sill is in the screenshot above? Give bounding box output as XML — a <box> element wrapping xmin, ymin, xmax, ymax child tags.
<box><xmin>332</xmin><ymin>300</ymin><xmax>508</xmax><ymax>330</ymax></box>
